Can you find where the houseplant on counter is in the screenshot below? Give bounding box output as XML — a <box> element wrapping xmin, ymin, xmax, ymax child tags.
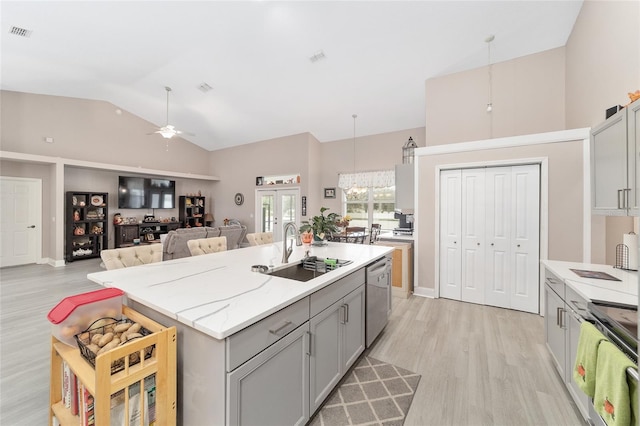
<box><xmin>300</xmin><ymin>207</ymin><xmax>339</xmax><ymax>243</ymax></box>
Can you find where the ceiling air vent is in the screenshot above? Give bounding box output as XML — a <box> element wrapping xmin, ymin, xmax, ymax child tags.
<box><xmin>309</xmin><ymin>50</ymin><xmax>326</xmax><ymax>63</ymax></box>
<box><xmin>9</xmin><ymin>26</ymin><xmax>33</xmax><ymax>38</ymax></box>
<box><xmin>197</xmin><ymin>82</ymin><xmax>213</xmax><ymax>93</ymax></box>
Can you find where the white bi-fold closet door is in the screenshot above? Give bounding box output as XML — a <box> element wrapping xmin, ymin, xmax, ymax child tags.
<box><xmin>439</xmin><ymin>164</ymin><xmax>540</xmax><ymax>314</ymax></box>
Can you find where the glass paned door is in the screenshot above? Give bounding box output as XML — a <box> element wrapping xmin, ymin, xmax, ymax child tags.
<box><xmin>255</xmin><ymin>189</ymin><xmax>300</xmax><ymax>241</ymax></box>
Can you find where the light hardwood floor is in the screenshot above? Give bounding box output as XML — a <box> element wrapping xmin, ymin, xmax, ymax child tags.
<box><xmin>0</xmin><ymin>259</ymin><xmax>584</xmax><ymax>425</ymax></box>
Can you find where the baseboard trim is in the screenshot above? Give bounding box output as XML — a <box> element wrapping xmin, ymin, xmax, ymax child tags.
<box><xmin>412</xmin><ymin>287</ymin><xmax>434</xmax><ymax>298</ymax></box>
<box><xmin>47</xmin><ymin>258</ymin><xmax>66</xmax><ymax>267</ymax></box>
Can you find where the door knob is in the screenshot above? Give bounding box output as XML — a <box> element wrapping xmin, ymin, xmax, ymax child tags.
<box><xmin>27</xmin><ymin>225</ymin><xmax>36</xmax><ymax>228</ymax></box>
<box><xmin>491</xmin><ymin>243</ymin><xmax>494</xmax><ymax>246</ymax></box>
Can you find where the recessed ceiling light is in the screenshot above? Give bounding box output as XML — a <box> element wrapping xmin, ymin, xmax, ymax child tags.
<box><xmin>198</xmin><ymin>82</ymin><xmax>213</xmax><ymax>93</ymax></box>
<box><xmin>309</xmin><ymin>50</ymin><xmax>326</xmax><ymax>63</ymax></box>
<box><xmin>9</xmin><ymin>26</ymin><xmax>32</xmax><ymax>38</ymax></box>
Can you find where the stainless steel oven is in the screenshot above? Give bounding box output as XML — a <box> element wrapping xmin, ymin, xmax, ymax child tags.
<box><xmin>586</xmin><ymin>300</ymin><xmax>638</xmax><ymax>426</ymax></box>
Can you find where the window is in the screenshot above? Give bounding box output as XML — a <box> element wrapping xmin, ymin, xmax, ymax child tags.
<box><xmin>343</xmin><ymin>186</ymin><xmax>397</xmax><ymax>231</ymax></box>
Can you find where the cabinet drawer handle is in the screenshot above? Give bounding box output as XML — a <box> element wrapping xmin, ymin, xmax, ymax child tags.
<box><xmin>269</xmin><ymin>320</ymin><xmax>292</xmax><ymax>336</ymax></box>
<box><xmin>345</xmin><ymin>303</ymin><xmax>349</xmax><ymax>323</ymax></box>
<box><xmin>570</xmin><ymin>300</ymin><xmax>587</xmax><ymax>311</ymax></box>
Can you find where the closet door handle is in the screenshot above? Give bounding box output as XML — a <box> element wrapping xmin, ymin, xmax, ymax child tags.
<box><xmin>618</xmin><ymin>189</ymin><xmax>624</xmax><ymax>209</ymax></box>
<box><xmin>625</xmin><ymin>188</ymin><xmax>631</xmax><ymax>209</ymax></box>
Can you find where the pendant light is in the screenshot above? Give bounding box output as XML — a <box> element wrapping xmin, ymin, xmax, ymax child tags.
<box><xmin>350</xmin><ymin>114</ymin><xmax>358</xmax><ymax>192</ymax></box>
<box><xmin>485</xmin><ymin>35</ymin><xmax>495</xmax><ymax>113</ymax></box>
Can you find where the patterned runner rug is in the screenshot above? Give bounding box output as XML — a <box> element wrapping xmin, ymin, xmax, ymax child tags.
<box><xmin>309</xmin><ymin>356</ymin><xmax>421</xmax><ymax>426</ymax></box>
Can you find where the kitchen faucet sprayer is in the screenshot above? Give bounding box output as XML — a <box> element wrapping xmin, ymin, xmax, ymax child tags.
<box><xmin>282</xmin><ymin>222</ymin><xmax>302</xmax><ymax>263</ymax></box>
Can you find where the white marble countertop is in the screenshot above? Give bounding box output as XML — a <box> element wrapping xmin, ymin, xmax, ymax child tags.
<box><xmin>88</xmin><ymin>242</ymin><xmax>393</xmax><ymax>340</ymax></box>
<box><xmin>542</xmin><ymin>260</ymin><xmax>638</xmax><ymax>306</ymax></box>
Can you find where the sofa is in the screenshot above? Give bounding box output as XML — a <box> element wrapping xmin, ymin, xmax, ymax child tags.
<box><xmin>162</xmin><ymin>225</ymin><xmax>247</xmax><ymax>260</ymax></box>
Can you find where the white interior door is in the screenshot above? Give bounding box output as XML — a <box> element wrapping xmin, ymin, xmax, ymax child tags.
<box><xmin>509</xmin><ymin>164</ymin><xmax>540</xmax><ymax>313</ymax></box>
<box><xmin>255</xmin><ymin>189</ymin><xmax>300</xmax><ymax>241</ymax></box>
<box><xmin>0</xmin><ymin>177</ymin><xmax>42</xmax><ymax>267</ymax></box>
<box><xmin>485</xmin><ymin>167</ymin><xmax>512</xmax><ymax>309</ymax></box>
<box><xmin>439</xmin><ymin>170</ymin><xmax>462</xmax><ymax>300</ymax></box>
<box><xmin>439</xmin><ymin>165</ymin><xmax>540</xmax><ymax>313</ymax></box>
<box><xmin>461</xmin><ymin>169</ymin><xmax>485</xmax><ymax>304</ymax></box>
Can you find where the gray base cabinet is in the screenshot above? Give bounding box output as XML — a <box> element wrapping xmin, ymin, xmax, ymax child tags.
<box><xmin>543</xmin><ymin>267</ymin><xmax>590</xmax><ymax>422</ymax></box>
<box><xmin>227</xmin><ymin>323</ymin><xmax>310</xmax><ymax>426</ymax></box>
<box><xmin>127</xmin><ymin>264</ymin><xmax>373</xmax><ymax>426</ymax></box>
<box><xmin>544</xmin><ymin>283</ymin><xmax>566</xmax><ymax>376</ymax></box>
<box><xmin>309</xmin><ymin>284</ymin><xmax>365</xmax><ymax>413</ymax></box>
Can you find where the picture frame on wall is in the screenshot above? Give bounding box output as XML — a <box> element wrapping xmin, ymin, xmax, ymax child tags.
<box><xmin>256</xmin><ymin>176</ymin><xmax>263</xmax><ymax>186</ymax></box>
<box><xmin>324</xmin><ymin>188</ymin><xmax>336</xmax><ymax>199</ymax></box>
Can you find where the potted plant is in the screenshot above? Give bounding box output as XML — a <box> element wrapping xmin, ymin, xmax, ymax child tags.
<box><xmin>300</xmin><ymin>207</ymin><xmax>339</xmax><ymax>241</ymax></box>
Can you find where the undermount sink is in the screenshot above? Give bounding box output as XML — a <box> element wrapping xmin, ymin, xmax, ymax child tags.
<box><xmin>265</xmin><ymin>257</ymin><xmax>352</xmax><ymax>282</ymax></box>
<box><xmin>268</xmin><ymin>263</ymin><xmax>325</xmax><ymax>282</ymax></box>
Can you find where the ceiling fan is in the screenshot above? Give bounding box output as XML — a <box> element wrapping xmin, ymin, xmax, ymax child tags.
<box><xmin>149</xmin><ymin>86</ymin><xmax>194</xmax><ymax>141</ymax></box>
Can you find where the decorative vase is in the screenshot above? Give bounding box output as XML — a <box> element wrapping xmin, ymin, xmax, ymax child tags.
<box><xmin>301</xmin><ymin>232</ymin><xmax>313</xmax><ymax>244</ymax></box>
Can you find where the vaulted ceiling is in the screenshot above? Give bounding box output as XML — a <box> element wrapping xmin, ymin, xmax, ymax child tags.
<box><xmin>1</xmin><ymin>1</ymin><xmax>583</xmax><ymax>151</ymax></box>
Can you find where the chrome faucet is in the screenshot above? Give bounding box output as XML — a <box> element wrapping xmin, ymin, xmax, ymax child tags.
<box><xmin>282</xmin><ymin>222</ymin><xmax>302</xmax><ymax>263</ymax></box>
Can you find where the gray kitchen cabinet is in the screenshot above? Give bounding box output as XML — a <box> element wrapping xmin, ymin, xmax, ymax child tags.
<box><xmin>309</xmin><ymin>284</ymin><xmax>365</xmax><ymax>413</ymax></box>
<box><xmin>565</xmin><ymin>287</ymin><xmax>590</xmax><ymax>419</ymax></box>
<box><xmin>227</xmin><ymin>322</ymin><xmax>310</xmax><ymax>426</ymax></box>
<box><xmin>591</xmin><ymin>98</ymin><xmax>640</xmax><ymax>215</ymax></box>
<box><xmin>395</xmin><ymin>163</ymin><xmax>415</xmax><ymax>213</ymax></box>
<box><xmin>543</xmin><ymin>267</ymin><xmax>590</xmax><ymax>422</ymax></box>
<box><xmin>544</xmin><ymin>282</ymin><xmax>566</xmax><ymax>377</ymax></box>
<box><xmin>342</xmin><ymin>284</ymin><xmax>366</xmax><ymax>370</ymax></box>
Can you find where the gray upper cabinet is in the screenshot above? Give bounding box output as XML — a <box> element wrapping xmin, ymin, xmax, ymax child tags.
<box><xmin>591</xmin><ymin>98</ymin><xmax>640</xmax><ymax>215</ymax></box>
<box><xmin>395</xmin><ymin>163</ymin><xmax>415</xmax><ymax>213</ymax></box>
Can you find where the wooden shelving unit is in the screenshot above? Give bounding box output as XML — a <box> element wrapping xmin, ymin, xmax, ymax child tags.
<box><xmin>49</xmin><ymin>305</ymin><xmax>177</xmax><ymax>426</ymax></box>
<box><xmin>115</xmin><ymin>222</ymin><xmax>180</xmax><ymax>247</ymax></box>
<box><xmin>66</xmin><ymin>192</ymin><xmax>108</xmax><ymax>262</ymax></box>
<box><xmin>178</xmin><ymin>196</ymin><xmax>205</xmax><ymax>228</ymax></box>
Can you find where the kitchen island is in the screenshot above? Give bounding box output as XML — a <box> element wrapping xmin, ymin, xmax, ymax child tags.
<box><xmin>88</xmin><ymin>241</ymin><xmax>393</xmax><ymax>425</ymax></box>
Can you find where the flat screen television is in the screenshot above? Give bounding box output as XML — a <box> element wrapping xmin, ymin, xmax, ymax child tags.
<box><xmin>118</xmin><ymin>176</ymin><xmax>175</xmax><ymax>209</ymax></box>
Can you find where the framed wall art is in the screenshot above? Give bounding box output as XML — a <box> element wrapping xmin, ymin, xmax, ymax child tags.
<box><xmin>324</xmin><ymin>188</ymin><xmax>336</xmax><ymax>199</ymax></box>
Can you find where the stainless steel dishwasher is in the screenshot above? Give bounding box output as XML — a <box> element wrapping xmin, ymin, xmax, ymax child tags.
<box><xmin>366</xmin><ymin>255</ymin><xmax>392</xmax><ymax>347</ymax></box>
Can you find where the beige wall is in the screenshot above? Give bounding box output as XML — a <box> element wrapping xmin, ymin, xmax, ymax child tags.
<box><xmin>0</xmin><ymin>91</ymin><xmax>211</xmax><ymax>175</ymax></box>
<box><xmin>565</xmin><ymin>0</ymin><xmax>640</xmax><ymax>129</ymax></box>
<box><xmin>208</xmin><ymin>127</ymin><xmax>426</xmax><ymax>234</ymax></box>
<box><xmin>425</xmin><ymin>47</ymin><xmax>566</xmax><ymax>145</ymax></box>
<box><xmin>421</xmin><ymin>0</ymin><xmax>640</xmax><ymax>275</ymax></box>
<box><xmin>564</xmin><ymin>0</ymin><xmax>640</xmax><ymax>264</ymax></box>
<box><xmin>209</xmin><ymin>133</ymin><xmax>315</xmax><ymax>233</ymax></box>
<box><xmin>416</xmin><ymin>139</ymin><xmax>585</xmax><ymax>291</ymax></box>
<box><xmin>319</xmin><ymin>128</ymin><xmax>425</xmax><ymax>215</ymax></box>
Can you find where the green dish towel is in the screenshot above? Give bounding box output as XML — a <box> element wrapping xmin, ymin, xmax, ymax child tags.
<box><xmin>573</xmin><ymin>321</ymin><xmax>608</xmax><ymax>397</ymax></box>
<box><xmin>629</xmin><ymin>367</ymin><xmax>638</xmax><ymax>426</ymax></box>
<box><xmin>593</xmin><ymin>340</ymin><xmax>636</xmax><ymax>426</ymax></box>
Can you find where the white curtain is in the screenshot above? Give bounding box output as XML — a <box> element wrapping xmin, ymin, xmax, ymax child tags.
<box><xmin>338</xmin><ymin>170</ymin><xmax>395</xmax><ymax>189</ymax></box>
